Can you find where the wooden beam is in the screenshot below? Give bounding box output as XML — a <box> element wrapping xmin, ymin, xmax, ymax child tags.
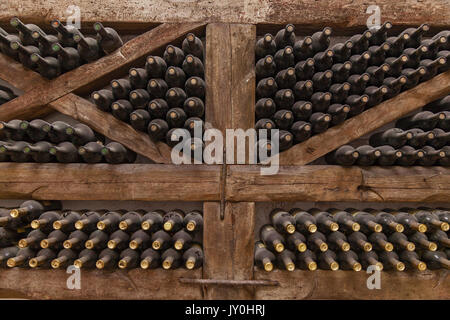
<box><xmin>49</xmin><ymin>95</ymin><xmax>172</xmax><ymax>164</ymax></box>
<box><xmin>0</xmin><ymin>269</ymin><xmax>202</xmax><ymax>300</ymax></box>
<box><xmin>0</xmin><ymin>164</ymin><xmax>221</xmax><ymax>201</ymax></box>
<box><xmin>278</xmin><ymin>70</ymin><xmax>450</xmax><ymax>165</ymax></box>
<box><xmin>0</xmin><ymin>0</ymin><xmax>448</xmax><ymax>30</ymax></box>
<box><xmin>254</xmin><ymin>270</ymin><xmax>449</xmax><ymax>300</ymax></box>
<box><xmin>203</xmin><ymin>202</ymin><xmax>255</xmax><ymax>299</ymax></box>
<box><xmin>0</xmin><ymin>22</ymin><xmax>205</xmax><ymax>122</ymax></box>
<box><xmin>226</xmin><ymin>165</ymin><xmax>450</xmax><ymax>202</ymax></box>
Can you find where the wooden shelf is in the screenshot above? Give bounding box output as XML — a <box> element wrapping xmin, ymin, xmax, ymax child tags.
<box><xmin>254</xmin><ymin>269</ymin><xmax>450</xmax><ymax>300</ymax></box>
<box><xmin>0</xmin><ymin>164</ymin><xmax>221</xmax><ymax>201</ymax></box>
<box><xmin>0</xmin><ymin>269</ymin><xmax>202</xmax><ymax>300</ymax></box>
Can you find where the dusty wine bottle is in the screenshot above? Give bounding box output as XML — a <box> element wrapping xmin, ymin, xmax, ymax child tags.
<box><xmin>327</xmin><ymin>231</ymin><xmax>351</xmax><ymax>252</ymax></box>
<box><xmin>328</xmin><ymin>208</ymin><xmax>360</xmax><ymax>233</ymax></box>
<box><xmin>379</xmin><ymin>251</ymin><xmax>405</xmax><ymax>271</ymax></box>
<box><xmin>140</xmin><ymin>248</ymin><xmax>161</xmax><ymax>269</ymax></box>
<box><xmin>256</xmin><ymin>34</ymin><xmax>277</xmax><ymax>60</ymax></box>
<box><xmin>355</xmin><ymin>145</ymin><xmax>381</xmax><ymax>166</ymax></box>
<box><xmin>318</xmin><ymin>250</ymin><xmax>339</xmax><ymax>271</ymax></box>
<box><xmin>294</xmin><ymin>58</ymin><xmax>315</xmax><ymax>80</ymax></box>
<box><xmin>18</xmin><ymin>229</ymin><xmax>46</xmax><ymax>249</ymax></box>
<box><xmin>274</xmin><ymin>46</ymin><xmax>295</xmax><ymax>71</ymax></box>
<box><xmin>145</xmin><ymin>56</ymin><xmax>167</xmax><ymax>78</ymax></box>
<box><xmin>290</xmin><ymin>121</ymin><xmax>312</xmax><ymax>143</ymax></box>
<box><xmin>10</xmin><ymin>200</ymin><xmax>62</xmax><ymax>222</ymax></box>
<box><xmin>337</xmin><ymin>250</ymin><xmax>362</xmax><ymax>271</ymax></box>
<box><xmin>151</xmin><ymin>230</ymin><xmax>172</xmax><ymax>251</ymax></box>
<box><xmin>325</xmin><ymin>145</ymin><xmax>359</xmax><ymax>166</ymax></box>
<box><xmin>172</xmin><ymin>229</ymin><xmax>193</xmax><ymax>251</ymax></box>
<box><xmin>51</xmin><ymin>249</ymin><xmax>77</xmax><ymax>269</ymax></box>
<box><xmin>129</xmin><ymin>109</ymin><xmax>151</xmax><ymax>132</ymax></box>
<box><xmin>97</xmin><ymin>210</ymin><xmax>125</xmax><ymax>233</ymax></box>
<box><xmin>63</xmin><ymin>230</ymin><xmax>89</xmax><ymax>250</ymax></box>
<box><xmin>107</xmin><ymin>230</ymin><xmax>130</xmax><ymax>251</ymax></box>
<box><xmin>183</xmin><ymin>210</ymin><xmax>203</xmax><ymax>233</ymax></box>
<box><xmin>183</xmin><ymin>244</ymin><xmax>203</xmax><ymax>270</ymax></box>
<box><xmin>409</xmin><ymin>232</ymin><xmax>438</xmax><ymax>251</ymax></box>
<box><xmin>10</xmin><ymin>17</ymin><xmax>43</xmax><ymax>46</ymax></box>
<box><xmin>368</xmin><ymin>232</ymin><xmax>394</xmax><ymax>252</ymax></box>
<box><xmin>10</xmin><ymin>41</ymin><xmax>40</xmax><ymax>69</ymax></box>
<box><xmin>129</xmin><ymin>230</ymin><xmax>151</xmax><ymax>250</ymax></box>
<box><xmin>276</xmin><ymin>249</ymin><xmax>296</xmax><ymax>271</ymax></box>
<box><xmin>399</xmin><ymin>250</ymin><xmax>427</xmax><ymax>271</ymax></box>
<box><xmin>29</xmin><ymin>248</ymin><xmax>56</xmax><ymax>268</ymax></box>
<box><xmin>311</xmin><ymin>27</ymin><xmax>332</xmax><ymax>54</ymax></box>
<box><xmin>23</xmin><ymin>141</ymin><xmax>54</xmax><ymax>163</ymax></box>
<box><xmin>0</xmin><ymin>247</ymin><xmax>19</xmax><ymax>267</ymax></box>
<box><xmin>296</xmin><ymin>249</ymin><xmax>317</xmax><ymax>271</ymax></box>
<box><xmin>182</xmin><ymin>54</ymin><xmax>204</xmax><ymax>78</ymax></box>
<box><xmin>102</xmin><ymin>142</ymin><xmax>136</xmax><ymax>164</ymax></box>
<box><xmin>161</xmin><ymin>248</ymin><xmax>182</xmax><ymax>270</ymax></box>
<box><xmin>388</xmin><ymin>232</ymin><xmax>416</xmax><ymax>251</ymax></box>
<box><xmin>30</xmin><ymin>210</ymin><xmax>61</xmax><ymax>232</ymax></box>
<box><xmin>32</xmin><ymin>30</ymin><xmax>59</xmax><ymax>57</ymax></box>
<box><xmin>51</xmin><ymin>20</ymin><xmax>79</xmax><ymax>47</ymax></box>
<box><xmin>118</xmin><ymin>248</ymin><xmax>139</xmax><ymax>269</ymax></box>
<box><xmin>94</xmin><ymin>22</ymin><xmax>123</xmax><ymax>54</ymax></box>
<box><xmin>274</xmin><ymin>24</ymin><xmax>296</xmax><ymax>49</ymax></box>
<box><xmin>347</xmin><ymin>231</ymin><xmax>373</xmax><ymax>252</ymax></box>
<box><xmin>306</xmin><ymin>231</ymin><xmax>329</xmax><ymax>252</ymax></box>
<box><xmin>40</xmin><ymin>230</ymin><xmax>67</xmax><ymax>250</ymax></box>
<box><xmin>73</xmin><ymin>33</ymin><xmax>101</xmax><ymax>62</ymax></box>
<box><xmin>74</xmin><ymin>249</ymin><xmax>98</xmax><ymax>269</ymax></box>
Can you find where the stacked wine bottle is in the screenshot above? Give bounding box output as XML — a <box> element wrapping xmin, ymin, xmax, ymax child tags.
<box><xmin>326</xmin><ymin>95</ymin><xmax>450</xmax><ymax>166</ymax></box>
<box><xmin>90</xmin><ymin>33</ymin><xmax>205</xmax><ymax>153</ymax></box>
<box><xmin>0</xmin><ymin>119</ymin><xmax>136</xmax><ymax>163</ymax></box>
<box><xmin>0</xmin><ymin>84</ymin><xmax>17</xmax><ymax>107</ymax></box>
<box><xmin>255</xmin><ymin>208</ymin><xmax>450</xmax><ymax>272</ymax></box>
<box><xmin>0</xmin><ymin>18</ymin><xmax>123</xmax><ymax>79</ymax></box>
<box><xmin>0</xmin><ymin>200</ymin><xmax>204</xmax><ymax>270</ymax></box>
<box><xmin>255</xmin><ymin>23</ymin><xmax>450</xmax><ymax>153</ymax></box>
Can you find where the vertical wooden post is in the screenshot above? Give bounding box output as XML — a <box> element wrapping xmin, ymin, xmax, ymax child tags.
<box><xmin>203</xmin><ymin>24</ymin><xmax>257</xmax><ymax>299</ymax></box>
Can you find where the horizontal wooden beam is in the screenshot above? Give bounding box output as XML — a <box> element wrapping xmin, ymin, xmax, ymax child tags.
<box><xmin>0</xmin><ymin>269</ymin><xmax>202</xmax><ymax>300</ymax></box>
<box><xmin>254</xmin><ymin>270</ymin><xmax>449</xmax><ymax>300</ymax></box>
<box><xmin>226</xmin><ymin>165</ymin><xmax>450</xmax><ymax>202</ymax></box>
<box><xmin>279</xmin><ymin>70</ymin><xmax>450</xmax><ymax>165</ymax></box>
<box><xmin>0</xmin><ymin>164</ymin><xmax>221</xmax><ymax>201</ymax></box>
<box><xmin>0</xmin><ymin>22</ymin><xmax>204</xmax><ymax>122</ymax></box>
<box><xmin>0</xmin><ymin>0</ymin><xmax>448</xmax><ymax>31</ymax></box>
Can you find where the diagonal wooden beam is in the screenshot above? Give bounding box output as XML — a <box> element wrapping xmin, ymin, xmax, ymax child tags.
<box><xmin>0</xmin><ymin>54</ymin><xmax>172</xmax><ymax>163</ymax></box>
<box><xmin>278</xmin><ymin>70</ymin><xmax>450</xmax><ymax>165</ymax></box>
<box><xmin>0</xmin><ymin>22</ymin><xmax>205</xmax><ymax>121</ymax></box>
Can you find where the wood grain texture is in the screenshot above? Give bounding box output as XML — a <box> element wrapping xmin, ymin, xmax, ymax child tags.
<box><xmin>254</xmin><ymin>269</ymin><xmax>449</xmax><ymax>300</ymax></box>
<box><xmin>0</xmin><ymin>269</ymin><xmax>202</xmax><ymax>300</ymax></box>
<box><xmin>227</xmin><ymin>165</ymin><xmax>450</xmax><ymax>202</ymax></box>
<box><xmin>0</xmin><ymin>0</ymin><xmax>448</xmax><ymax>29</ymax></box>
<box><xmin>0</xmin><ymin>164</ymin><xmax>221</xmax><ymax>201</ymax></box>
<box><xmin>279</xmin><ymin>70</ymin><xmax>450</xmax><ymax>165</ymax></box>
<box><xmin>203</xmin><ymin>202</ymin><xmax>255</xmax><ymax>299</ymax></box>
<box><xmin>0</xmin><ymin>23</ymin><xmax>204</xmax><ymax>122</ymax></box>
<box><xmin>50</xmin><ymin>94</ymin><xmax>171</xmax><ymax>164</ymax></box>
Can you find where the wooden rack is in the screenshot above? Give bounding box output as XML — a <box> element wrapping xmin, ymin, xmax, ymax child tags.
<box><xmin>0</xmin><ymin>0</ymin><xmax>449</xmax><ymax>300</ymax></box>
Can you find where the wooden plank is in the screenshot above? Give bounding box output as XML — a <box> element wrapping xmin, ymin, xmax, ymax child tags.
<box><xmin>49</xmin><ymin>94</ymin><xmax>171</xmax><ymax>164</ymax></box>
<box><xmin>0</xmin><ymin>0</ymin><xmax>448</xmax><ymax>29</ymax></box>
<box><xmin>0</xmin><ymin>269</ymin><xmax>202</xmax><ymax>300</ymax></box>
<box><xmin>226</xmin><ymin>165</ymin><xmax>450</xmax><ymax>202</ymax></box>
<box><xmin>279</xmin><ymin>70</ymin><xmax>450</xmax><ymax>165</ymax></box>
<box><xmin>203</xmin><ymin>202</ymin><xmax>255</xmax><ymax>299</ymax></box>
<box><xmin>254</xmin><ymin>270</ymin><xmax>449</xmax><ymax>300</ymax></box>
<box><xmin>0</xmin><ymin>22</ymin><xmax>205</xmax><ymax>122</ymax></box>
<box><xmin>0</xmin><ymin>164</ymin><xmax>221</xmax><ymax>201</ymax></box>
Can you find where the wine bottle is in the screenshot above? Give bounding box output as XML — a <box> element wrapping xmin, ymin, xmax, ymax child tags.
<box><xmin>6</xmin><ymin>247</ymin><xmax>35</xmax><ymax>268</ymax></box>
<box><xmin>275</xmin><ymin>67</ymin><xmax>296</xmax><ymax>89</ymax></box>
<box><xmin>52</xmin><ymin>210</ymin><xmax>81</xmax><ymax>233</ymax></box>
<box><xmin>66</xmin><ymin>123</ymin><xmax>97</xmax><ymax>146</ymax></box>
<box><xmin>291</xmin><ymin>101</ymin><xmax>312</xmax><ymax>121</ymax></box>
<box><xmin>296</xmin><ymin>249</ymin><xmax>317</xmax><ymax>271</ymax></box>
<box><xmin>324</xmin><ymin>145</ymin><xmax>359</xmax><ymax>166</ymax></box>
<box><xmin>0</xmin><ymin>32</ymin><xmax>21</xmax><ymax>59</ymax></box>
<box><xmin>274</xmin><ymin>46</ymin><xmax>295</xmax><ymax>71</ymax></box>
<box><xmin>428</xmin><ymin>128</ymin><xmax>450</xmax><ymax>149</ymax></box>
<box><xmin>111</xmin><ymin>78</ymin><xmax>132</xmax><ymax>100</ymax></box>
<box><xmin>366</xmin><ymin>63</ymin><xmax>390</xmax><ymax>87</ymax></box>
<box><xmin>165</xmin><ymin>128</ymin><xmax>190</xmax><ymax>148</ymax></box>
<box><xmin>182</xmin><ymin>33</ymin><xmax>204</xmax><ymax>59</ymax></box>
<box><xmin>355</xmin><ymin>145</ymin><xmax>381</xmax><ymax>166</ymax></box>
<box><xmin>97</xmin><ymin>210</ymin><xmax>124</xmax><ymax>233</ymax></box>
<box><xmin>388</xmin><ymin>232</ymin><xmax>416</xmax><ymax>251</ymax></box>
<box><xmin>337</xmin><ymin>250</ymin><xmax>362</xmax><ymax>271</ymax></box>
<box><xmin>318</xmin><ymin>250</ymin><xmax>339</xmax><ymax>271</ymax></box>
<box><xmin>273</xmin><ymin>110</ymin><xmax>294</xmax><ymax>130</ymax></box>
<box><xmin>10</xmin><ymin>200</ymin><xmax>62</xmax><ymax>223</ymax></box>
<box><xmin>161</xmin><ymin>210</ymin><xmax>184</xmax><ymax>232</ymax></box>
<box><xmin>129</xmin><ymin>230</ymin><xmax>151</xmax><ymax>250</ymax></box>
<box><xmin>309</xmin><ymin>209</ymin><xmax>339</xmax><ymax>233</ymax></box>
<box><xmin>182</xmin><ymin>54</ymin><xmax>204</xmax><ymax>78</ymax></box>
<box><xmin>40</xmin><ymin>230</ymin><xmax>67</xmax><ymax>250</ymax></box>
<box><xmin>118</xmin><ymin>211</ymin><xmax>143</xmax><ymax>233</ymax></box>
<box><xmin>290</xmin><ymin>121</ymin><xmax>312</xmax><ymax>143</ymax></box>
<box><xmin>432</xmin><ymin>30</ymin><xmax>450</xmax><ymax>50</ymax></box>
<box><xmin>293</xmin><ymin>80</ymin><xmax>313</xmax><ymax>101</ymax></box>
<box><xmin>260</xmin><ymin>224</ymin><xmax>285</xmax><ymax>253</ymax></box>
<box><xmin>118</xmin><ymin>248</ymin><xmax>139</xmax><ymax>269</ymax></box>
<box><xmin>428</xmin><ymin>230</ymin><xmax>450</xmax><ymax>248</ymax></box>
<box><xmin>148</xmin><ymin>98</ymin><xmax>169</xmax><ymax>118</ymax></box>
<box><xmin>379</xmin><ymin>251</ymin><xmax>405</xmax><ymax>271</ymax></box>
<box><xmin>313</xmin><ymin>49</ymin><xmax>334</xmax><ymax>72</ymax></box>
<box><xmin>429</xmin><ymin>208</ymin><xmax>450</xmax><ymax>224</ymax></box>
<box><xmin>93</xmin><ymin>22</ymin><xmax>123</xmax><ymax>54</ymax></box>
<box><xmin>400</xmin><ymin>24</ymin><xmax>430</xmax><ymax>48</ymax></box>
<box><xmin>385</xmin><ymin>55</ymin><xmax>409</xmax><ymax>77</ymax></box>
<box><xmin>256</xmin><ymin>119</ymin><xmax>274</xmax><ymax>134</ymax></box>
<box><xmin>347</xmin><ymin>208</ymin><xmax>382</xmax><ymax>233</ymax></box>
<box><xmin>364</xmin><ymin>85</ymin><xmax>388</xmax><ymax>108</ymax></box>
<box><xmin>364</xmin><ymin>208</ymin><xmax>404</xmax><ymax>233</ymax></box>
<box><xmin>106</xmin><ymin>230</ymin><xmax>130</xmax><ymax>251</ymax></box>
<box><xmin>306</xmin><ymin>231</ymin><xmax>329</xmax><ymax>252</ymax></box>
<box><xmin>285</xmin><ymin>231</ymin><xmax>307</xmax><ymax>253</ymax></box>
<box><xmin>129</xmin><ymin>68</ymin><xmax>149</xmax><ymax>90</ymax></box>
<box><xmin>29</xmin><ymin>248</ymin><xmax>56</xmax><ymax>268</ymax></box>
<box><xmin>10</xmin><ymin>41</ymin><xmax>40</xmax><ymax>69</ymax></box>
<box><xmin>399</xmin><ymin>250</ymin><xmax>427</xmax><ymax>271</ymax></box>
<box><xmin>331</xmin><ymin>61</ymin><xmax>353</xmax><ymax>84</ymax></box>
<box><xmin>273</xmin><ymin>89</ymin><xmax>294</xmax><ymax>110</ymax></box>
<box><xmin>276</xmin><ymin>249</ymin><xmax>296</xmax><ymax>271</ymax></box>
<box><xmin>277</xmin><ymin>130</ymin><xmax>294</xmax><ymax>151</ymax></box>
<box><xmin>421</xmin><ymin>251</ymin><xmax>450</xmax><ymax>270</ymax></box>
<box><xmin>73</xmin><ymin>210</ymin><xmax>104</xmax><ymax>233</ymax></box>
<box><xmin>51</xmin><ymin>249</ymin><xmax>77</xmax><ymax>269</ymax></box>
<box><xmin>255</xmin><ymin>98</ymin><xmax>276</xmax><ymax>120</ymax></box>
<box><xmin>269</xmin><ymin>209</ymin><xmax>296</xmax><ymax>235</ymax></box>
<box><xmin>102</xmin><ymin>142</ymin><xmax>136</xmax><ymax>164</ymax></box>
<box><xmin>0</xmin><ymin>141</ymin><xmax>30</xmax><ymax>162</ymax></box>
<box><xmin>294</xmin><ymin>58</ymin><xmax>315</xmax><ymax>80</ymax></box>
<box><xmin>74</xmin><ymin>249</ymin><xmax>97</xmax><ymax>269</ymax></box>
<box><xmin>63</xmin><ymin>230</ymin><xmax>89</xmax><ymax>250</ymax></box>
<box><xmin>347</xmin><ymin>231</ymin><xmax>372</xmax><ymax>252</ymax></box>
<box><xmin>439</xmin><ymin>146</ymin><xmax>450</xmax><ymax>166</ymax></box>
<box><xmin>347</xmin><ymin>73</ymin><xmax>370</xmax><ymax>95</ymax></box>
<box><xmin>172</xmin><ymin>229</ymin><xmax>193</xmax><ymax>251</ymax></box>
<box><xmin>382</xmin><ymin>75</ymin><xmax>407</xmax><ymax>100</ymax></box>
<box><xmin>140</xmin><ymin>248</ymin><xmax>161</xmax><ymax>269</ymax></box>
<box><xmin>161</xmin><ymin>248</ymin><xmax>182</xmax><ymax>270</ymax></box>
<box><xmin>183</xmin><ymin>97</ymin><xmax>205</xmax><ymax>118</ymax></box>
<box><xmin>328</xmin><ymin>231</ymin><xmax>351</xmax><ymax>252</ymax></box>
<box><xmin>368</xmin><ymin>43</ymin><xmax>390</xmax><ymax>66</ymax></box>
<box><xmin>32</xmin><ymin>30</ymin><xmax>59</xmax><ymax>57</ymax></box>
<box><xmin>151</xmin><ymin>230</ymin><xmax>172</xmax><ymax>251</ymax></box>
<box><xmin>311</xmin><ymin>27</ymin><xmax>332</xmax><ymax>54</ymax></box>
<box><xmin>290</xmin><ymin>209</ymin><xmax>317</xmax><ymax>234</ymax></box>
<box><xmin>349</xmin><ymin>52</ymin><xmax>371</xmax><ymax>75</ymax></box>
<box><xmin>401</xmin><ymin>66</ymin><xmax>427</xmax><ymax>90</ymax></box>
<box><xmin>163</xmin><ymin>45</ymin><xmax>185</xmax><ymax>67</ymax></box>
<box><xmin>9</xmin><ymin>17</ymin><xmax>43</xmax><ymax>46</ymax></box>
<box><xmin>368</xmin><ymin>232</ymin><xmax>394</xmax><ymax>252</ymax></box>
<box><xmin>256</xmin><ymin>34</ymin><xmax>277</xmax><ymax>60</ymax></box>
<box><xmin>166</xmin><ymin>107</ymin><xmax>188</xmax><ymax>127</ymax></box>
<box><xmin>183</xmin><ymin>210</ymin><xmax>203</xmax><ymax>233</ymax></box>
<box><xmin>78</xmin><ymin>142</ymin><xmax>103</xmax><ymax>163</ymax></box>
<box><xmin>145</xmin><ymin>56</ymin><xmax>167</xmax><ymax>78</ymax></box>
<box><xmin>73</xmin><ymin>33</ymin><xmax>101</xmax><ymax>62</ymax></box>
<box><xmin>185</xmin><ymin>76</ymin><xmax>205</xmax><ymax>99</ymax></box>
<box><xmin>30</xmin><ymin>211</ymin><xmax>60</xmax><ymax>233</ymax></box>
<box><xmin>18</xmin><ymin>229</ymin><xmax>46</xmax><ymax>249</ymax></box>
<box><xmin>183</xmin><ymin>243</ymin><xmax>203</xmax><ymax>270</ymax></box>
<box><xmin>312</xmin><ymin>70</ymin><xmax>333</xmax><ymax>91</ymax></box>
<box><xmin>331</xmin><ymin>40</ymin><xmax>353</xmax><ymax>63</ymax></box>
<box><xmin>22</xmin><ymin>142</ymin><xmax>53</xmax><ymax>163</ymax></box>
<box><xmin>21</xmin><ymin>119</ymin><xmax>50</xmax><ymax>142</ymax></box>
<box><xmin>84</xmin><ymin>230</ymin><xmax>109</xmax><ymax>250</ymax></box>
<box><xmin>369</xmin><ymin>128</ymin><xmax>412</xmax><ymax>148</ymax></box>
<box><xmin>409</xmin><ymin>232</ymin><xmax>438</xmax><ymax>251</ymax></box>
<box><xmin>386</xmin><ymin>34</ymin><xmax>409</xmax><ymax>57</ymax></box>
<box><xmin>328</xmin><ymin>208</ymin><xmax>360</xmax><ymax>233</ymax></box>
<box><xmin>369</xmin><ymin>22</ymin><xmax>393</xmax><ymax>46</ymax></box>
<box><xmin>437</xmin><ymin>111</ymin><xmax>450</xmax><ymax>131</ymax></box>
<box><xmin>91</xmin><ymin>89</ymin><xmax>114</xmax><ymax>112</ymax></box>
<box><xmin>402</xmin><ymin>45</ymin><xmax>429</xmax><ymax>69</ymax></box>
<box><xmin>274</xmin><ymin>24</ymin><xmax>295</xmax><ymax>49</ymax></box>
<box><xmin>256</xmin><ymin>77</ymin><xmax>278</xmax><ymax>98</ymax></box>
<box><xmin>359</xmin><ymin>251</ymin><xmax>383</xmax><ymax>271</ymax></box>
<box><xmin>310</xmin><ymin>92</ymin><xmax>331</xmax><ymax>112</ymax></box>
<box><xmin>329</xmin><ymin>83</ymin><xmax>351</xmax><ymax>104</ymax></box>
<box><xmin>129</xmin><ymin>109</ymin><xmax>151</xmax><ymax>132</ymax></box>
<box><xmin>51</xmin><ymin>20</ymin><xmax>79</xmax><ymax>48</ymax></box>
<box><xmin>165</xmin><ymin>66</ymin><xmax>186</xmax><ymax>89</ymax></box>
<box><xmin>309</xmin><ymin>112</ymin><xmax>331</xmax><ymax>134</ymax></box>
<box><xmin>0</xmin><ymin>247</ymin><xmax>19</xmax><ymax>267</ymax></box>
